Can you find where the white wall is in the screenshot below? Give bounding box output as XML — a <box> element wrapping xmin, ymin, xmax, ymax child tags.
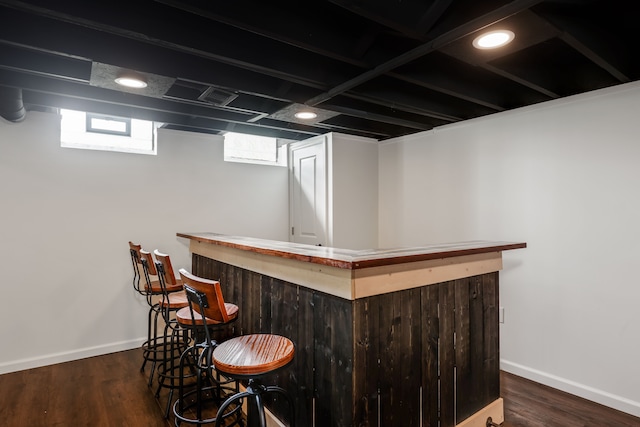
<box><xmin>0</xmin><ymin>112</ymin><xmax>289</xmax><ymax>374</ymax></box>
<box><xmin>378</xmin><ymin>81</ymin><xmax>640</xmax><ymax>417</ymax></box>
<box><xmin>4</xmin><ymin>85</ymin><xmax>639</xmax><ymax>416</ymax></box>
<box><xmin>328</xmin><ymin>133</ymin><xmax>378</xmax><ymax>249</ymax></box>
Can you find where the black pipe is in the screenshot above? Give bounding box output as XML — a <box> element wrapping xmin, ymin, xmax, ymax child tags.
<box><xmin>0</xmin><ymin>86</ymin><xmax>27</xmax><ymax>122</ymax></box>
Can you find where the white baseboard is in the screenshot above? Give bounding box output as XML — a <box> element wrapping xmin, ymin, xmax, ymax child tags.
<box><xmin>0</xmin><ymin>338</ymin><xmax>145</xmax><ymax>375</ymax></box>
<box><xmin>501</xmin><ymin>359</ymin><xmax>640</xmax><ymax>418</ymax></box>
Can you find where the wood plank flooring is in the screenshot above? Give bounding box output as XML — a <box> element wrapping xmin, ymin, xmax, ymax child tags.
<box><xmin>500</xmin><ymin>371</ymin><xmax>640</xmax><ymax>427</ymax></box>
<box><xmin>0</xmin><ymin>349</ymin><xmax>638</xmax><ymax>426</ymax></box>
<box><xmin>0</xmin><ymin>349</ymin><xmax>167</xmax><ymax>426</ymax></box>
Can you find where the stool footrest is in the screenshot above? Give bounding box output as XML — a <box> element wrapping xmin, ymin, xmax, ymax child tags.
<box><xmin>173</xmin><ymin>385</ymin><xmax>243</xmax><ymax>426</ymax></box>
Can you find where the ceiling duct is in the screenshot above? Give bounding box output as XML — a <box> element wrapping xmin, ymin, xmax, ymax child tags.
<box><xmin>0</xmin><ymin>86</ymin><xmax>27</xmax><ymax>122</ymax></box>
<box><xmin>198</xmin><ymin>87</ymin><xmax>238</xmax><ymax>107</ymax></box>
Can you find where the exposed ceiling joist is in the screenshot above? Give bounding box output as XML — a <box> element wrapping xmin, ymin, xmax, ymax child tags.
<box><xmin>0</xmin><ymin>0</ymin><xmax>636</xmax><ymax>140</ymax></box>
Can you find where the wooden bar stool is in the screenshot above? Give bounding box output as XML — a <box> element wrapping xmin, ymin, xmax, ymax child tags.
<box><xmin>130</xmin><ymin>242</ymin><xmax>183</xmax><ymax>296</ymax></box>
<box><xmin>130</xmin><ymin>242</ymin><xmax>178</xmax><ymax>383</ymax></box>
<box><xmin>129</xmin><ymin>242</ymin><xmax>158</xmax><ymax>353</ymax></box>
<box><xmin>139</xmin><ymin>250</ymin><xmax>188</xmax><ymax>391</ymax></box>
<box><xmin>173</xmin><ymin>269</ymin><xmax>241</xmax><ymax>426</ymax></box>
<box><xmin>212</xmin><ymin>334</ymin><xmax>296</xmax><ymax>427</ymax></box>
<box><xmin>150</xmin><ymin>250</ymin><xmax>191</xmax><ymax>418</ymax></box>
<box><xmin>129</xmin><ymin>241</ymin><xmax>146</xmax><ymax>296</ymax></box>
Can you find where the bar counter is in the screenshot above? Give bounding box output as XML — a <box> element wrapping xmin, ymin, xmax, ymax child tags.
<box><xmin>177</xmin><ymin>232</ymin><xmax>526</xmax><ymax>427</ymax></box>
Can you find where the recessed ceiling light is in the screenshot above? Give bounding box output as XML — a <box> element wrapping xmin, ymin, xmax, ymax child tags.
<box><xmin>294</xmin><ymin>111</ymin><xmax>318</xmax><ymax>120</ymax></box>
<box><xmin>472</xmin><ymin>30</ymin><xmax>515</xmax><ymax>49</ymax></box>
<box><xmin>115</xmin><ymin>76</ymin><xmax>147</xmax><ymax>88</ymax></box>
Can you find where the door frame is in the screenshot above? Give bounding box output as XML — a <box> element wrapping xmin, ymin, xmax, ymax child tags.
<box><xmin>288</xmin><ymin>135</ymin><xmax>328</xmax><ymax>246</ymax></box>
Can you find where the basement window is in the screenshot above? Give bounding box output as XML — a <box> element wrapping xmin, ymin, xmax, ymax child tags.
<box><xmin>60</xmin><ymin>109</ymin><xmax>156</xmax><ymax>155</ymax></box>
<box><xmin>223</xmin><ymin>132</ymin><xmax>287</xmax><ymax>167</ymax></box>
<box><xmin>86</xmin><ymin>113</ymin><xmax>131</xmax><ymax>136</ymax></box>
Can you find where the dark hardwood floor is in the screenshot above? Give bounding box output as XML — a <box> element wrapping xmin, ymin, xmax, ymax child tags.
<box><xmin>0</xmin><ymin>349</ymin><xmax>167</xmax><ymax>426</ymax></box>
<box><xmin>500</xmin><ymin>371</ymin><xmax>639</xmax><ymax>427</ymax></box>
<box><xmin>0</xmin><ymin>349</ymin><xmax>638</xmax><ymax>426</ymax></box>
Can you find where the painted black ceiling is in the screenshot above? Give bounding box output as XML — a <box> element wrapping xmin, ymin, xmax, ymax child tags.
<box><xmin>0</xmin><ymin>0</ymin><xmax>637</xmax><ymax>141</ymax></box>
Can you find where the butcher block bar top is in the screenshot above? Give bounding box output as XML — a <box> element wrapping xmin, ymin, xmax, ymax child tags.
<box><xmin>177</xmin><ymin>232</ymin><xmax>526</xmax><ymax>300</ymax></box>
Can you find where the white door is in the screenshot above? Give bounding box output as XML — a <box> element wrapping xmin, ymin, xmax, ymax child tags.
<box><xmin>289</xmin><ymin>136</ymin><xmax>327</xmax><ymax>246</ymax></box>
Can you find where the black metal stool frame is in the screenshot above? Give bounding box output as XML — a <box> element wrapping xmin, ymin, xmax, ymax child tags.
<box><xmin>213</xmin><ymin>372</ymin><xmax>296</xmax><ymax>427</ymax></box>
<box><xmin>133</xmin><ymin>246</ymin><xmax>164</xmax><ymax>385</ymax></box>
<box><xmin>212</xmin><ymin>336</ymin><xmax>296</xmax><ymax>427</ymax></box>
<box><xmin>173</xmin><ymin>284</ymin><xmax>241</xmax><ymax>427</ymax></box>
<box><xmin>152</xmin><ymin>259</ymin><xmax>192</xmax><ymax>419</ymax></box>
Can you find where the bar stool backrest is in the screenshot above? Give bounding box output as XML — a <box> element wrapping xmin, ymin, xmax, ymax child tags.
<box><xmin>154</xmin><ymin>250</ymin><xmax>178</xmax><ymax>288</ymax></box>
<box><xmin>129</xmin><ymin>241</ymin><xmax>143</xmax><ymax>293</ymax></box>
<box><xmin>152</xmin><ymin>249</ymin><xmax>180</xmax><ymax>322</ymax></box>
<box><xmin>182</xmin><ymin>284</ymin><xmax>209</xmax><ymax>327</ymax></box>
<box><xmin>129</xmin><ymin>241</ymin><xmax>142</xmax><ymax>262</ymax></box>
<box><xmin>137</xmin><ymin>249</ymin><xmax>158</xmax><ymax>307</ymax></box>
<box><xmin>139</xmin><ymin>249</ymin><xmax>158</xmax><ymax>276</ymax></box>
<box><xmin>178</xmin><ymin>268</ymin><xmax>231</xmax><ymax>324</ymax></box>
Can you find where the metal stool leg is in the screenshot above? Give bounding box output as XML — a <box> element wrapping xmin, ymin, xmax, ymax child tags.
<box><xmin>147</xmin><ymin>305</ymin><xmax>162</xmax><ymax>387</ymax></box>
<box><xmin>213</xmin><ymin>380</ymin><xmax>295</xmax><ymax>427</ymax></box>
<box><xmin>156</xmin><ymin>322</ymin><xmax>189</xmax><ymax>418</ymax></box>
<box><xmin>214</xmin><ymin>390</ymin><xmax>251</xmax><ymax>427</ymax></box>
<box><xmin>254</xmin><ymin>393</ymin><xmax>267</xmax><ymax>427</ymax></box>
<box><xmin>173</xmin><ymin>343</ymin><xmax>194</xmax><ymax>426</ymax></box>
<box><xmin>264</xmin><ymin>386</ymin><xmax>295</xmax><ymax>427</ymax></box>
<box><xmin>174</xmin><ymin>341</ymin><xmax>241</xmax><ymax>426</ymax></box>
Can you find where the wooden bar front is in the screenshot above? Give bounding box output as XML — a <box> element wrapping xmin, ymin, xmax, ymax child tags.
<box><xmin>179</xmin><ymin>233</ymin><xmax>526</xmax><ymax>427</ymax></box>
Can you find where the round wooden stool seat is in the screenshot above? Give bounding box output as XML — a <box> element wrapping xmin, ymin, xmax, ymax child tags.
<box><xmin>212</xmin><ymin>334</ymin><xmax>296</xmax><ymax>427</ymax></box>
<box><xmin>213</xmin><ymin>334</ymin><xmax>295</xmax><ymax>378</ymax></box>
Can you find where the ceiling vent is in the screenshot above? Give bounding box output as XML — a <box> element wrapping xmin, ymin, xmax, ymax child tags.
<box><xmin>198</xmin><ymin>87</ymin><xmax>238</xmax><ymax>107</ymax></box>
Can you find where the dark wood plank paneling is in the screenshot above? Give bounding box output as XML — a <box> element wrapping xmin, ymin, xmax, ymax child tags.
<box><xmin>296</xmin><ymin>286</ymin><xmax>315</xmax><ymax>427</ymax></box>
<box><xmin>192</xmin><ymin>254</ymin><xmax>503</xmax><ymax>427</ymax></box>
<box><xmin>259</xmin><ymin>274</ymin><xmax>273</xmax><ymax>333</ymax></box>
<box><xmin>193</xmin><ymin>257</ymin><xmax>313</xmax><ymax>425</ymax></box>
<box><xmin>483</xmin><ymin>273</ymin><xmax>500</xmax><ymax>400</ymax></box>
<box><xmin>312</xmin><ymin>290</ymin><xmax>332</xmax><ymax>426</ymax></box>
<box><xmin>455</xmin><ymin>278</ymin><xmax>472</xmax><ymax>420</ymax></box>
<box><xmin>384</xmin><ymin>289</ymin><xmax>422</xmax><ymax>427</ymax></box>
<box><xmin>354</xmin><ymin>289</ymin><xmax>422</xmax><ymax>426</ymax></box>
<box><xmin>332</xmin><ymin>293</ymin><xmax>354</xmax><ymax>427</ymax></box>
<box><xmin>440</xmin><ymin>281</ymin><xmax>456</xmax><ymax>427</ymax></box>
<box><xmin>377</xmin><ymin>292</ymin><xmax>394</xmax><ymax>427</ymax></box>
<box><xmin>261</xmin><ymin>275</ymin><xmax>281</xmax><ymax>418</ymax></box>
<box><xmin>225</xmin><ymin>264</ymin><xmax>243</xmax><ymax>338</ymax></box>
<box><xmin>242</xmin><ymin>268</ymin><xmax>263</xmax><ymax>335</ymax></box>
<box><xmin>313</xmin><ymin>291</ymin><xmax>353</xmax><ymax>427</ymax></box>
<box><xmin>262</xmin><ymin>275</ymin><xmax>297</xmax><ymax>425</ymax></box>
<box><xmin>353</xmin><ymin>297</ymin><xmax>380</xmax><ymax>426</ymax></box>
<box><xmin>462</xmin><ymin>275</ymin><xmax>486</xmax><ymax>420</ymax></box>
<box><xmin>421</xmin><ymin>283</ymin><xmax>440</xmax><ymax>427</ymax></box>
<box><xmin>470</xmin><ymin>275</ymin><xmax>486</xmax><ymax>404</ymax></box>
<box><xmin>456</xmin><ymin>272</ymin><xmax>501</xmax><ymax>422</ymax></box>
<box><xmin>227</xmin><ymin>264</ymin><xmax>243</xmax><ymax>311</ymax></box>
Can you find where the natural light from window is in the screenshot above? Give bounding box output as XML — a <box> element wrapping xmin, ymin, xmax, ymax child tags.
<box><xmin>60</xmin><ymin>109</ymin><xmax>156</xmax><ymax>155</ymax></box>
<box><xmin>223</xmin><ymin>131</ymin><xmax>287</xmax><ymax>166</ymax></box>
